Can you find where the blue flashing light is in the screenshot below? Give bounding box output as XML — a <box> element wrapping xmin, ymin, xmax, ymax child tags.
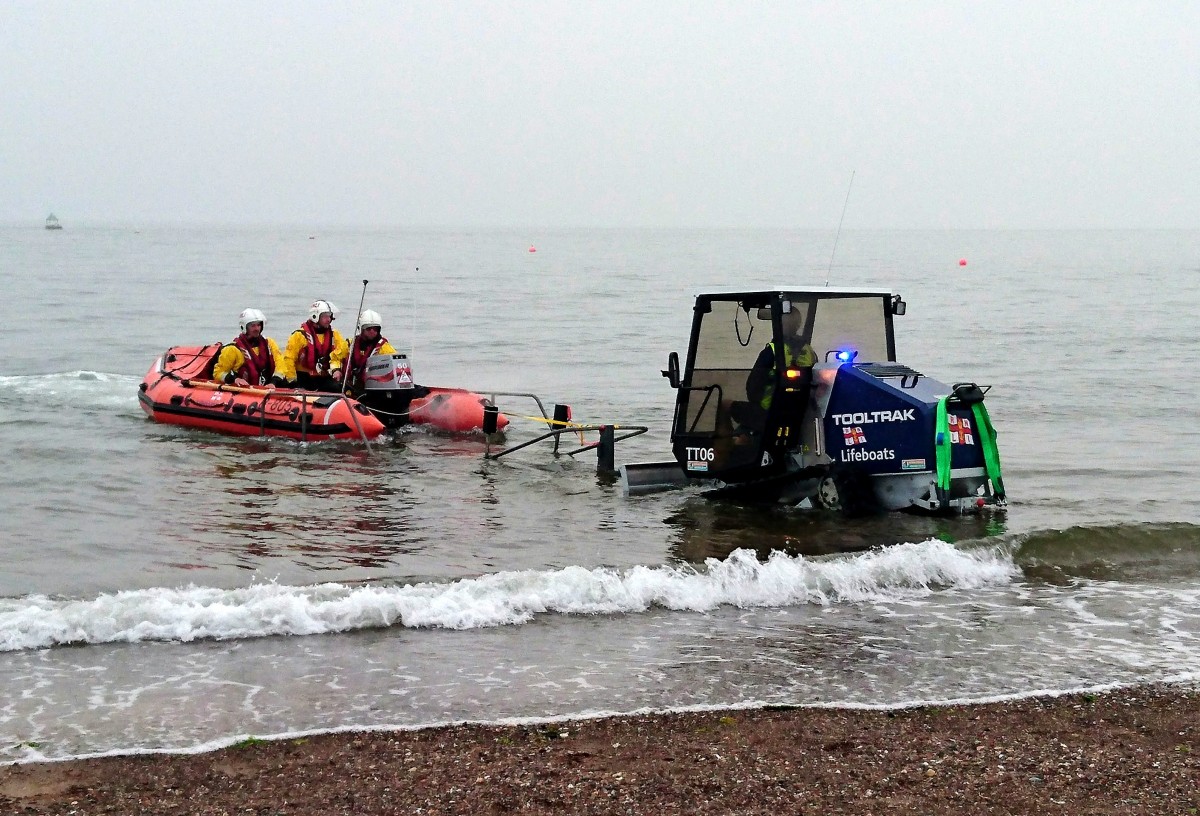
<box><xmin>835</xmin><ymin>348</ymin><xmax>858</xmax><ymax>363</ymax></box>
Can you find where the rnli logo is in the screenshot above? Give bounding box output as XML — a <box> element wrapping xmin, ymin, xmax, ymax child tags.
<box><xmin>948</xmin><ymin>415</ymin><xmax>974</xmax><ymax>445</ymax></box>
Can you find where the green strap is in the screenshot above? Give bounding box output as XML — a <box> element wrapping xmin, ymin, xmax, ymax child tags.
<box><xmin>971</xmin><ymin>402</ymin><xmax>1006</xmax><ymax>499</ymax></box>
<box><xmin>935</xmin><ymin>398</ymin><xmax>952</xmax><ymax>491</ymax></box>
<box><xmin>934</xmin><ymin>396</ymin><xmax>1006</xmax><ymax>500</ymax></box>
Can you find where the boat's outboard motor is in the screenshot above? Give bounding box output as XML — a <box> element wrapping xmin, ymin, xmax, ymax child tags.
<box><xmin>364</xmin><ymin>353</ymin><xmax>415</xmax><ymax>392</ymax></box>
<box><xmin>356</xmin><ymin>352</ymin><xmax>425</xmax><ymax>427</ymax></box>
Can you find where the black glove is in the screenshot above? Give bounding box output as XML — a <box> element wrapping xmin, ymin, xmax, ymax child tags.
<box><xmin>271</xmin><ymin>375</ymin><xmax>289</xmax><ymax>388</ymax></box>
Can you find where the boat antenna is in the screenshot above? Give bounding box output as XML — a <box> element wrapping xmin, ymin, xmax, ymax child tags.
<box><xmin>340</xmin><ymin>279</ymin><xmax>369</xmax><ymax>393</ymax></box>
<box><xmin>410</xmin><ymin>268</ymin><xmax>418</xmax><ymax>361</ymax></box>
<box><xmin>825</xmin><ymin>170</ymin><xmax>855</xmax><ymax>287</ymax></box>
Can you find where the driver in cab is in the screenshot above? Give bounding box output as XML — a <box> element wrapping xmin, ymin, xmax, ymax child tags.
<box><xmin>741</xmin><ymin>306</ymin><xmax>816</xmax><ymax>428</ymax></box>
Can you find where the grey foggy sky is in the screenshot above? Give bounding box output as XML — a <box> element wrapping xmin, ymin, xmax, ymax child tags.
<box><xmin>3</xmin><ymin>1</ymin><xmax>1198</xmax><ymax>229</ymax></box>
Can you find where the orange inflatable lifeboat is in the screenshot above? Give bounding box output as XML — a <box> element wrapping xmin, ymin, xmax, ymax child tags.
<box><xmin>138</xmin><ymin>344</ymin><xmax>385</xmax><ymax>441</ymax></box>
<box><xmin>355</xmin><ymin>352</ymin><xmax>510</xmax><ymax>433</ymax></box>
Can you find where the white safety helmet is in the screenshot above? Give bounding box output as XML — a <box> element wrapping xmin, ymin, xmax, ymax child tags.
<box><xmin>239</xmin><ymin>308</ymin><xmax>266</xmax><ymax>332</ymax></box>
<box><xmin>308</xmin><ymin>299</ymin><xmax>337</xmax><ymax>322</ymax></box>
<box><xmin>359</xmin><ymin>309</ymin><xmax>382</xmax><ymax>330</ymax></box>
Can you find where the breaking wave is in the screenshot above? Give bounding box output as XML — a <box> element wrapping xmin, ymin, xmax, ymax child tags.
<box><xmin>1012</xmin><ymin>522</ymin><xmax>1200</xmax><ymax>583</ymax></box>
<box><xmin>0</xmin><ymin>539</ymin><xmax>1018</xmax><ymax>652</ymax></box>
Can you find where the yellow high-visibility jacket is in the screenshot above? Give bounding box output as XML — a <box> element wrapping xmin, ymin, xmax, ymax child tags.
<box><xmin>212</xmin><ymin>336</ymin><xmax>283</xmax><ymax>385</ymax></box>
<box><xmin>278</xmin><ymin>323</ymin><xmax>349</xmax><ymax>382</ymax></box>
<box><xmin>758</xmin><ymin>340</ymin><xmax>816</xmax><ymax>410</ymax></box>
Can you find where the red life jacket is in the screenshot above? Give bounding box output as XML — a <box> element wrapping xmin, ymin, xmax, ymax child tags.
<box><xmin>231</xmin><ymin>335</ymin><xmax>275</xmax><ymax>385</ymax></box>
<box><xmin>350</xmin><ymin>335</ymin><xmax>389</xmax><ymax>387</ymax></box>
<box><xmin>297</xmin><ymin>321</ymin><xmax>335</xmax><ymax>373</ymax></box>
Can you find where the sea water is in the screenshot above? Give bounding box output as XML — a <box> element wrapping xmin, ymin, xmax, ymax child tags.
<box><xmin>2</xmin><ymin>225</ymin><xmax>1199</xmax><ymax>761</ymax></box>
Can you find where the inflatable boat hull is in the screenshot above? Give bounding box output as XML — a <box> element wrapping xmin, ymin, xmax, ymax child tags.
<box><xmin>356</xmin><ymin>387</ymin><xmax>510</xmax><ymax>433</ymax></box>
<box><xmin>353</xmin><ymin>353</ymin><xmax>509</xmax><ymax>433</ymax></box>
<box><xmin>408</xmin><ymin>388</ymin><xmax>511</xmax><ymax>433</ymax></box>
<box><xmin>138</xmin><ymin>344</ymin><xmax>385</xmax><ymax>441</ymax></box>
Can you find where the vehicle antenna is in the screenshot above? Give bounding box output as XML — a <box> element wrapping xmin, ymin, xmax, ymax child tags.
<box><xmin>340</xmin><ymin>279</ymin><xmax>369</xmax><ymax>393</ymax></box>
<box><xmin>825</xmin><ymin>170</ymin><xmax>855</xmax><ymax>287</ymax></box>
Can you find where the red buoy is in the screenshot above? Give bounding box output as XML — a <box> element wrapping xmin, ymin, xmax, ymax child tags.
<box><xmin>958</xmin><ymin>258</ymin><xmax>967</xmax><ymax>266</ymax></box>
<box><xmin>528</xmin><ymin>245</ymin><xmax>537</xmax><ymax>253</ymax></box>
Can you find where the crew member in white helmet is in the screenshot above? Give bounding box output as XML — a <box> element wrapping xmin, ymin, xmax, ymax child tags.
<box><xmin>278</xmin><ymin>299</ymin><xmax>349</xmax><ymax>391</ymax></box>
<box><xmin>347</xmin><ymin>309</ymin><xmax>399</xmax><ymax>394</ymax></box>
<box><xmin>212</xmin><ymin>308</ymin><xmax>282</xmax><ymax>388</ymax></box>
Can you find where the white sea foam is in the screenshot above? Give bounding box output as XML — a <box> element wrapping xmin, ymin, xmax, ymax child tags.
<box><xmin>0</xmin><ymin>371</ymin><xmax>140</xmax><ymax>410</ymax></box>
<box><xmin>0</xmin><ymin>539</ymin><xmax>1018</xmax><ymax>652</ymax></box>
<box><xmin>0</xmin><ymin>370</ymin><xmax>137</xmax><ymax>388</ymax></box>
<box><xmin>14</xmin><ymin>673</ymin><xmax>1200</xmax><ymax>766</ymax></box>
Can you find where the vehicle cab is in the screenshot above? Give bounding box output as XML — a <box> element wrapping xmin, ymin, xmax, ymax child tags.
<box><xmin>664</xmin><ymin>288</ymin><xmax>906</xmax><ymax>487</ymax></box>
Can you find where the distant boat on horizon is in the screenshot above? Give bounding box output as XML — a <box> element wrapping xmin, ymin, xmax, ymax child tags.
<box><xmin>45</xmin><ymin>214</ymin><xmax>63</xmax><ymax>230</ymax></box>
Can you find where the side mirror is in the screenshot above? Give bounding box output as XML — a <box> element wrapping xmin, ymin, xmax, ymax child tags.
<box><xmin>891</xmin><ymin>295</ymin><xmax>906</xmax><ymax>316</ymax></box>
<box><xmin>662</xmin><ymin>351</ymin><xmax>681</xmax><ymax>389</ymax></box>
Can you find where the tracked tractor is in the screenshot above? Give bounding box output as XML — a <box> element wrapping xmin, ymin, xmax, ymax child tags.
<box><xmin>622</xmin><ymin>289</ymin><xmax>1006</xmax><ymax>514</ymax></box>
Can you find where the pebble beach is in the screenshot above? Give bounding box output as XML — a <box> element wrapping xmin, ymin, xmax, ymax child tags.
<box><xmin>3</xmin><ymin>684</ymin><xmax>1197</xmax><ymax>815</ymax></box>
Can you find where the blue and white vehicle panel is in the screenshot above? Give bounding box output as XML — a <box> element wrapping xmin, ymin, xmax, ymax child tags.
<box><xmin>822</xmin><ymin>364</ymin><xmax>985</xmax><ymax>474</ymax></box>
